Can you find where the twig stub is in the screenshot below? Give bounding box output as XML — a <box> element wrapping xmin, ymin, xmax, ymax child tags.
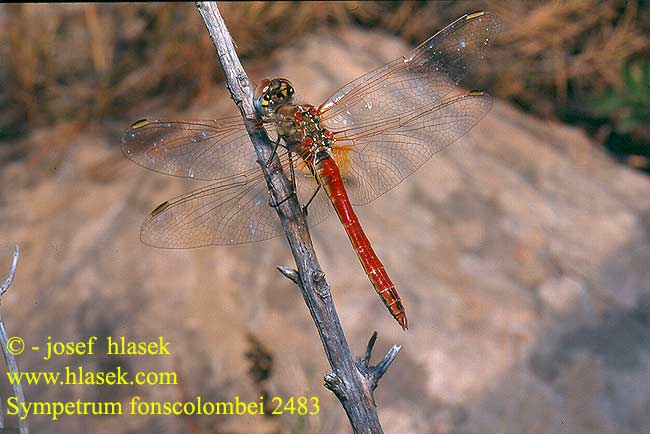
<box><xmin>276</xmin><ymin>265</ymin><xmax>302</xmax><ymax>287</ymax></box>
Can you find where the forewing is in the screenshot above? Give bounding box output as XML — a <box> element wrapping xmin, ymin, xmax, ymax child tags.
<box><xmin>318</xmin><ymin>11</ymin><xmax>501</xmax><ymax>205</ymax></box>
<box><xmin>319</xmin><ymin>11</ymin><xmax>501</xmax><ymax>126</ymax></box>
<box><xmin>121</xmin><ymin>117</ymin><xmax>275</xmax><ymax>181</ymax></box>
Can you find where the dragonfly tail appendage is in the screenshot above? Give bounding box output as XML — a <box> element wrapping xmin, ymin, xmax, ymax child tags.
<box><xmin>318</xmin><ymin>156</ymin><xmax>408</xmax><ymax>330</ymax></box>
<box><xmin>378</xmin><ymin>285</ymin><xmax>408</xmax><ymax>330</ymax></box>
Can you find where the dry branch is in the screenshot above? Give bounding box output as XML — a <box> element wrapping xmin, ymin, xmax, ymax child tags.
<box><xmin>0</xmin><ymin>245</ymin><xmax>29</xmax><ymax>434</ymax></box>
<box><xmin>195</xmin><ymin>2</ymin><xmax>400</xmax><ymax>433</ymax></box>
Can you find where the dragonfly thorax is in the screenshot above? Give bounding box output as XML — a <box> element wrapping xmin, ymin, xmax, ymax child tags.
<box><xmin>275</xmin><ymin>104</ymin><xmax>335</xmax><ymax>158</ymax></box>
<box><xmin>253</xmin><ymin>78</ymin><xmax>334</xmax><ymax>155</ymax></box>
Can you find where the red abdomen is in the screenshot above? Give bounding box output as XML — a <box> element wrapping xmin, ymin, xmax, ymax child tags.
<box><xmin>317</xmin><ymin>155</ymin><xmax>407</xmax><ymax>330</ymax></box>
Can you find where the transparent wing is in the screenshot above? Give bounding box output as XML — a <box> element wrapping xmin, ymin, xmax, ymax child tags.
<box><xmin>121</xmin><ymin>117</ymin><xmax>286</xmax><ymax>181</ymax></box>
<box><xmin>139</xmin><ymin>149</ymin><xmax>332</xmax><ymax>248</ymax></box>
<box><xmin>320</xmin><ymin>12</ymin><xmax>500</xmax><ymax>123</ymax></box>
<box><xmin>319</xmin><ymin>11</ymin><xmax>501</xmax><ymax>204</ymax></box>
<box><xmin>141</xmin><ymin>173</ymin><xmax>279</xmax><ymax>248</ymax></box>
<box><xmin>335</xmin><ymin>91</ymin><xmax>492</xmax><ymax>205</ymax></box>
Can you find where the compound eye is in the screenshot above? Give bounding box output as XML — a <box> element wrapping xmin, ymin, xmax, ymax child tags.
<box><xmin>273</xmin><ymin>79</ymin><xmax>294</xmax><ymax>100</ymax></box>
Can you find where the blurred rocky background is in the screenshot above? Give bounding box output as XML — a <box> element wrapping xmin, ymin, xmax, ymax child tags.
<box><xmin>0</xmin><ymin>2</ymin><xmax>649</xmax><ymax>433</ymax></box>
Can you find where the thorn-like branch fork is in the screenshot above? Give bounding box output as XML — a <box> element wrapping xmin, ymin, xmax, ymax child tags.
<box><xmin>358</xmin><ymin>332</ymin><xmax>402</xmax><ymax>391</ymax></box>
<box><xmin>195</xmin><ymin>3</ymin><xmax>400</xmax><ymax>433</ymax></box>
<box><xmin>0</xmin><ymin>245</ymin><xmax>29</xmax><ymax>434</ymax></box>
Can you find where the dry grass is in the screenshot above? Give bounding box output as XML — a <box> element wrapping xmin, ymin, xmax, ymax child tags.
<box><xmin>0</xmin><ymin>1</ymin><xmax>648</xmax><ymax>163</ymax></box>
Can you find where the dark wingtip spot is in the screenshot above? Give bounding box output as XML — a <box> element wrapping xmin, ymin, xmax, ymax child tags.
<box><xmin>130</xmin><ymin>119</ymin><xmax>150</xmax><ymax>129</ymax></box>
<box><xmin>466</xmin><ymin>11</ymin><xmax>485</xmax><ymax>20</ymax></box>
<box><xmin>151</xmin><ymin>201</ymin><xmax>170</xmax><ymax>216</ymax></box>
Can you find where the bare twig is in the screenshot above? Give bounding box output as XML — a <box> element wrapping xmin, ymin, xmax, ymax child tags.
<box><xmin>0</xmin><ymin>245</ymin><xmax>19</xmax><ymax>297</ymax></box>
<box><xmin>195</xmin><ymin>2</ymin><xmax>400</xmax><ymax>432</ymax></box>
<box><xmin>0</xmin><ymin>245</ymin><xmax>29</xmax><ymax>434</ymax></box>
<box><xmin>358</xmin><ymin>332</ymin><xmax>402</xmax><ymax>394</ymax></box>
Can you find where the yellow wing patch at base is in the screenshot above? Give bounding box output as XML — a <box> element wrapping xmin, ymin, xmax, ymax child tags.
<box><xmin>332</xmin><ymin>144</ymin><xmax>353</xmax><ymax>176</ymax></box>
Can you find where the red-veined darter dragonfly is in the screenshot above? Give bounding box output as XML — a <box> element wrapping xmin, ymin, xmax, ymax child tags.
<box><xmin>122</xmin><ymin>11</ymin><xmax>502</xmax><ymax>330</ymax></box>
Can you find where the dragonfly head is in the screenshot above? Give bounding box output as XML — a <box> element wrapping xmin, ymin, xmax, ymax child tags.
<box><xmin>254</xmin><ymin>78</ymin><xmax>294</xmax><ymax>116</ymax></box>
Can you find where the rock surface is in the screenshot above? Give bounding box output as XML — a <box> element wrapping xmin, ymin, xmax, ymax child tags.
<box><xmin>1</xmin><ymin>27</ymin><xmax>649</xmax><ymax>434</ymax></box>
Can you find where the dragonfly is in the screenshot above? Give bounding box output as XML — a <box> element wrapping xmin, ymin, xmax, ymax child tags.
<box><xmin>122</xmin><ymin>11</ymin><xmax>502</xmax><ymax>331</ymax></box>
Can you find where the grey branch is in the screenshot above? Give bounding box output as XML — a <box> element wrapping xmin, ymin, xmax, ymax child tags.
<box><xmin>0</xmin><ymin>244</ymin><xmax>18</xmax><ymax>297</ymax></box>
<box><xmin>0</xmin><ymin>245</ymin><xmax>29</xmax><ymax>434</ymax></box>
<box><xmin>195</xmin><ymin>2</ymin><xmax>400</xmax><ymax>433</ymax></box>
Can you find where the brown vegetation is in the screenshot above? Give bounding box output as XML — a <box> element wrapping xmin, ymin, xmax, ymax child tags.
<box><xmin>0</xmin><ymin>2</ymin><xmax>648</xmax><ymax>167</ymax></box>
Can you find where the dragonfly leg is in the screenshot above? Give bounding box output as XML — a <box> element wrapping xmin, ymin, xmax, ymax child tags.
<box><xmin>302</xmin><ymin>184</ymin><xmax>321</xmax><ymax>216</ymax></box>
<box><xmin>268</xmin><ymin>190</ymin><xmax>297</xmax><ymax>208</ymax></box>
<box><xmin>263</xmin><ymin>137</ymin><xmax>283</xmax><ymax>167</ymax></box>
<box><xmin>288</xmin><ymin>150</ymin><xmax>297</xmax><ymax>196</ymax></box>
<box><xmin>268</xmin><ymin>150</ymin><xmax>298</xmax><ymax>208</ymax></box>
<box><xmin>300</xmin><ymin>158</ymin><xmax>323</xmax><ymax>216</ymax></box>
